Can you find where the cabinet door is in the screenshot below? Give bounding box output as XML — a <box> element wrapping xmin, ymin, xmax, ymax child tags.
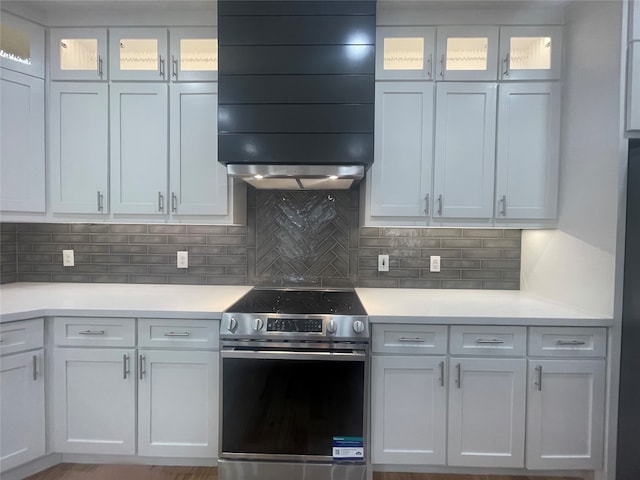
<box><xmin>110</xmin><ymin>28</ymin><xmax>168</xmax><ymax>81</ymax></box>
<box><xmin>371</xmin><ymin>355</ymin><xmax>447</xmax><ymax>465</ymax></box>
<box><xmin>169</xmin><ymin>27</ymin><xmax>218</xmax><ymax>82</ymax></box>
<box><xmin>0</xmin><ymin>12</ymin><xmax>45</xmax><ymax>78</ymax></box>
<box><xmin>49</xmin><ymin>28</ymin><xmax>107</xmax><ymax>81</ymax></box>
<box><xmin>434</xmin><ymin>83</ymin><xmax>496</xmax><ymax>219</ymax></box>
<box><xmin>628</xmin><ymin>41</ymin><xmax>640</xmax><ymax>132</ymax></box>
<box><xmin>53</xmin><ymin>348</ymin><xmax>136</xmax><ymax>454</ymax></box>
<box><xmin>138</xmin><ymin>350</ymin><xmax>218</xmax><ymax>457</ymax></box>
<box><xmin>448</xmin><ymin>357</ymin><xmax>526</xmax><ymax>467</ymax></box>
<box><xmin>499</xmin><ymin>27</ymin><xmax>562</xmax><ymax>81</ymax></box>
<box><xmin>526</xmin><ymin>359</ymin><xmax>606</xmax><ymax>470</ymax></box>
<box><xmin>370</xmin><ymin>82</ymin><xmax>434</xmax><ymax>217</ymax></box>
<box><xmin>435</xmin><ymin>27</ymin><xmax>499</xmax><ymax>81</ymax></box>
<box><xmin>170</xmin><ymin>83</ymin><xmax>228</xmax><ymax>215</ymax></box>
<box><xmin>0</xmin><ymin>69</ymin><xmax>45</xmax><ymax>213</ymax></box>
<box><xmin>630</xmin><ymin>0</ymin><xmax>640</xmax><ymax>41</ymax></box>
<box><xmin>49</xmin><ymin>83</ymin><xmax>109</xmax><ymax>213</ymax></box>
<box><xmin>495</xmin><ymin>83</ymin><xmax>560</xmax><ymax>220</ymax></box>
<box><xmin>375</xmin><ymin>27</ymin><xmax>436</xmax><ymax>80</ymax></box>
<box><xmin>110</xmin><ymin>83</ymin><xmax>168</xmax><ymax>214</ymax></box>
<box><xmin>0</xmin><ymin>350</ymin><xmax>45</xmax><ymax>472</ymax></box>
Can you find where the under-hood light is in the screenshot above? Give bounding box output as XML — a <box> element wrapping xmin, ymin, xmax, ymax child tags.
<box><xmin>329</xmin><ymin>175</ymin><xmax>339</xmax><ymax>180</ymax></box>
<box><xmin>254</xmin><ymin>174</ymin><xmax>264</xmax><ymax>179</ymax></box>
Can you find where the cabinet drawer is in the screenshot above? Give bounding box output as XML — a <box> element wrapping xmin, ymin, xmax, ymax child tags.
<box><xmin>450</xmin><ymin>325</ymin><xmax>526</xmax><ymax>356</ymax></box>
<box><xmin>54</xmin><ymin>317</ymin><xmax>135</xmax><ymax>347</ymax></box>
<box><xmin>137</xmin><ymin>318</ymin><xmax>218</xmax><ymax>349</ymax></box>
<box><xmin>528</xmin><ymin>327</ymin><xmax>606</xmax><ymax>357</ymax></box>
<box><xmin>372</xmin><ymin>324</ymin><xmax>447</xmax><ymax>355</ymax></box>
<box><xmin>0</xmin><ymin>318</ymin><xmax>44</xmax><ymax>355</ymax></box>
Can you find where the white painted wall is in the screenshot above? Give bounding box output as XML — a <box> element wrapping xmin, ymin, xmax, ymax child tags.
<box><xmin>521</xmin><ymin>0</ymin><xmax>626</xmax><ymax>319</ymax></box>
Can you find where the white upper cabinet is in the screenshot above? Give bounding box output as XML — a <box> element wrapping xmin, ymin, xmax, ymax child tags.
<box><xmin>499</xmin><ymin>26</ymin><xmax>562</xmax><ymax>81</ymax></box>
<box><xmin>49</xmin><ymin>28</ymin><xmax>108</xmax><ymax>81</ymax></box>
<box><xmin>369</xmin><ymin>82</ymin><xmax>434</xmax><ymax>218</ymax></box>
<box><xmin>375</xmin><ymin>26</ymin><xmax>436</xmax><ymax>80</ymax></box>
<box><xmin>628</xmin><ymin>41</ymin><xmax>640</xmax><ymax>132</ymax></box>
<box><xmin>169</xmin><ymin>27</ymin><xmax>218</xmax><ymax>82</ymax></box>
<box><xmin>435</xmin><ymin>27</ymin><xmax>499</xmax><ymax>81</ymax></box>
<box><xmin>110</xmin><ymin>83</ymin><xmax>168</xmax><ymax>214</ymax></box>
<box><xmin>631</xmin><ymin>0</ymin><xmax>640</xmax><ymax>41</ymax></box>
<box><xmin>0</xmin><ymin>12</ymin><xmax>45</xmax><ymax>78</ymax></box>
<box><xmin>0</xmin><ymin>69</ymin><xmax>45</xmax><ymax>213</ymax></box>
<box><xmin>170</xmin><ymin>83</ymin><xmax>228</xmax><ymax>215</ymax></box>
<box><xmin>495</xmin><ymin>83</ymin><xmax>560</xmax><ymax>220</ymax></box>
<box><xmin>49</xmin><ymin>83</ymin><xmax>109</xmax><ymax>214</ymax></box>
<box><xmin>433</xmin><ymin>82</ymin><xmax>497</xmax><ymax>219</ymax></box>
<box><xmin>110</xmin><ymin>28</ymin><xmax>168</xmax><ymax>81</ymax></box>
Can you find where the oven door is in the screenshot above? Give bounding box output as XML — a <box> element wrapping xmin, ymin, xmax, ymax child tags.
<box><xmin>220</xmin><ymin>345</ymin><xmax>368</xmax><ymax>463</ymax></box>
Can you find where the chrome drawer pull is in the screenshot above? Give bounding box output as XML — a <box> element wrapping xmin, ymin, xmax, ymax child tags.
<box><xmin>78</xmin><ymin>330</ymin><xmax>105</xmax><ymax>335</ymax></box>
<box><xmin>476</xmin><ymin>339</ymin><xmax>505</xmax><ymax>344</ymax></box>
<box><xmin>535</xmin><ymin>365</ymin><xmax>543</xmax><ymax>391</ymax></box>
<box><xmin>164</xmin><ymin>332</ymin><xmax>191</xmax><ymax>337</ymax></box>
<box><xmin>556</xmin><ymin>340</ymin><xmax>587</xmax><ymax>346</ymax></box>
<box><xmin>398</xmin><ymin>337</ymin><xmax>425</xmax><ymax>343</ymax></box>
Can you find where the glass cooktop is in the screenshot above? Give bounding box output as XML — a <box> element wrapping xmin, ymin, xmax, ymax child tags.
<box><xmin>225</xmin><ymin>288</ymin><xmax>367</xmax><ymax>316</ymax></box>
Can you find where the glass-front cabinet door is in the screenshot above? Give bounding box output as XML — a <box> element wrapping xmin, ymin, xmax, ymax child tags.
<box><xmin>375</xmin><ymin>26</ymin><xmax>436</xmax><ymax>80</ymax></box>
<box><xmin>109</xmin><ymin>28</ymin><xmax>168</xmax><ymax>81</ymax></box>
<box><xmin>169</xmin><ymin>27</ymin><xmax>217</xmax><ymax>82</ymax></box>
<box><xmin>0</xmin><ymin>12</ymin><xmax>45</xmax><ymax>78</ymax></box>
<box><xmin>50</xmin><ymin>28</ymin><xmax>107</xmax><ymax>81</ymax></box>
<box><xmin>499</xmin><ymin>27</ymin><xmax>562</xmax><ymax>81</ymax></box>
<box><xmin>436</xmin><ymin>27</ymin><xmax>499</xmax><ymax>81</ymax></box>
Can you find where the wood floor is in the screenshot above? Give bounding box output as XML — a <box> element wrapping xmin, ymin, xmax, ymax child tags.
<box><xmin>24</xmin><ymin>464</ymin><xmax>584</xmax><ymax>480</ymax></box>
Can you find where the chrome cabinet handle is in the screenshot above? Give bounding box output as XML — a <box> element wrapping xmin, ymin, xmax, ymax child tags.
<box><xmin>439</xmin><ymin>53</ymin><xmax>445</xmax><ymax>78</ymax></box>
<box><xmin>123</xmin><ymin>354</ymin><xmax>130</xmax><ymax>379</ymax></box>
<box><xmin>456</xmin><ymin>363</ymin><xmax>461</xmax><ymax>389</ymax></box>
<box><xmin>437</xmin><ymin>194</ymin><xmax>443</xmax><ymax>216</ymax></box>
<box><xmin>426</xmin><ymin>53</ymin><xmax>433</xmax><ymax>79</ymax></box>
<box><xmin>171</xmin><ymin>55</ymin><xmax>178</xmax><ymax>78</ymax></box>
<box><xmin>439</xmin><ymin>361</ymin><xmax>445</xmax><ymax>387</ymax></box>
<box><xmin>398</xmin><ymin>337</ymin><xmax>425</xmax><ymax>343</ymax></box>
<box><xmin>535</xmin><ymin>365</ymin><xmax>542</xmax><ymax>391</ymax></box>
<box><xmin>33</xmin><ymin>354</ymin><xmax>37</xmax><ymax>381</ymax></box>
<box><xmin>171</xmin><ymin>192</ymin><xmax>178</xmax><ymax>213</ymax></box>
<box><xmin>164</xmin><ymin>331</ymin><xmax>190</xmax><ymax>337</ymax></box>
<box><xmin>139</xmin><ymin>354</ymin><xmax>146</xmax><ymax>380</ymax></box>
<box><xmin>159</xmin><ymin>55</ymin><xmax>165</xmax><ymax>78</ymax></box>
<box><xmin>79</xmin><ymin>330</ymin><xmax>105</xmax><ymax>335</ymax></box>
<box><xmin>557</xmin><ymin>340</ymin><xmax>587</xmax><ymax>346</ymax></box>
<box><xmin>98</xmin><ymin>55</ymin><xmax>103</xmax><ymax>78</ymax></box>
<box><xmin>499</xmin><ymin>195</ymin><xmax>507</xmax><ymax>216</ymax></box>
<box><xmin>476</xmin><ymin>338</ymin><xmax>505</xmax><ymax>344</ymax></box>
<box><xmin>158</xmin><ymin>192</ymin><xmax>164</xmax><ymax>212</ymax></box>
<box><xmin>502</xmin><ymin>52</ymin><xmax>510</xmax><ymax>77</ymax></box>
<box><xmin>424</xmin><ymin>193</ymin><xmax>430</xmax><ymax>215</ymax></box>
<box><xmin>97</xmin><ymin>191</ymin><xmax>104</xmax><ymax>212</ymax></box>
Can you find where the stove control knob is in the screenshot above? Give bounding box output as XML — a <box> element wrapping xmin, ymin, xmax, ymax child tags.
<box><xmin>226</xmin><ymin>317</ymin><xmax>238</xmax><ymax>333</ymax></box>
<box><xmin>353</xmin><ymin>320</ymin><xmax>366</xmax><ymax>334</ymax></box>
<box><xmin>253</xmin><ymin>318</ymin><xmax>264</xmax><ymax>331</ymax></box>
<box><xmin>326</xmin><ymin>320</ymin><xmax>338</xmax><ymax>334</ymax></box>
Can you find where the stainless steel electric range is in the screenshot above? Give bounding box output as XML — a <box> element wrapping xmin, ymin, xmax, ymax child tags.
<box><xmin>219</xmin><ymin>288</ymin><xmax>369</xmax><ymax>480</ymax></box>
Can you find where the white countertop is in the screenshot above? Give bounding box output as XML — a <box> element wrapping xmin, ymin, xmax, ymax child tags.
<box><xmin>0</xmin><ymin>283</ymin><xmax>612</xmax><ymax>326</ymax></box>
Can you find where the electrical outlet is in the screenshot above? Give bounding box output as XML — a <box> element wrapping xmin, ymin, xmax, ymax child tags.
<box><xmin>430</xmin><ymin>255</ymin><xmax>441</xmax><ymax>272</ymax></box>
<box><xmin>177</xmin><ymin>251</ymin><xmax>189</xmax><ymax>269</ymax></box>
<box><xmin>378</xmin><ymin>254</ymin><xmax>389</xmax><ymax>272</ymax></box>
<box><xmin>62</xmin><ymin>250</ymin><xmax>75</xmax><ymax>267</ymax></box>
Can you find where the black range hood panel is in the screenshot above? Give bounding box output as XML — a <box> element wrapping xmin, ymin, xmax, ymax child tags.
<box><xmin>217</xmin><ymin>0</ymin><xmax>376</xmax><ymax>181</ymax></box>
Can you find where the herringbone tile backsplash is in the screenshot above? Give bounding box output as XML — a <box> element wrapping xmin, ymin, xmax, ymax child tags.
<box><xmin>0</xmin><ymin>187</ymin><xmax>521</xmax><ymax>288</ymax></box>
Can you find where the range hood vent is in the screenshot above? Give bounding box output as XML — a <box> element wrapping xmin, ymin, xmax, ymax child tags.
<box><xmin>217</xmin><ymin>0</ymin><xmax>376</xmax><ymax>190</ymax></box>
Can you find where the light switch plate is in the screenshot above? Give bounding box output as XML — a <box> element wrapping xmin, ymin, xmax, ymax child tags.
<box><xmin>62</xmin><ymin>250</ymin><xmax>74</xmax><ymax>267</ymax></box>
<box><xmin>378</xmin><ymin>254</ymin><xmax>389</xmax><ymax>272</ymax></box>
<box><xmin>430</xmin><ymin>255</ymin><xmax>441</xmax><ymax>272</ymax></box>
<box><xmin>177</xmin><ymin>251</ymin><xmax>189</xmax><ymax>269</ymax></box>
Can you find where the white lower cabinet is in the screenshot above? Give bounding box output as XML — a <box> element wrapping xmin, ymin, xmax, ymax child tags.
<box><xmin>447</xmin><ymin>357</ymin><xmax>526</xmax><ymax>467</ymax></box>
<box><xmin>53</xmin><ymin>347</ymin><xmax>136</xmax><ymax>454</ymax></box>
<box><xmin>371</xmin><ymin>355</ymin><xmax>447</xmax><ymax>465</ymax></box>
<box><xmin>138</xmin><ymin>349</ymin><xmax>218</xmax><ymax>457</ymax></box>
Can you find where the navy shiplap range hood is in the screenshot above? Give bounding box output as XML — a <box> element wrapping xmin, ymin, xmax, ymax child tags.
<box><xmin>217</xmin><ymin>0</ymin><xmax>376</xmax><ymax>190</ymax></box>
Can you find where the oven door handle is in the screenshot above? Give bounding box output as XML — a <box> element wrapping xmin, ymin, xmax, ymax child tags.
<box><xmin>221</xmin><ymin>348</ymin><xmax>366</xmax><ymax>362</ymax></box>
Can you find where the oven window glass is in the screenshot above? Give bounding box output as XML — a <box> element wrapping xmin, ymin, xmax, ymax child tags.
<box><xmin>222</xmin><ymin>357</ymin><xmax>365</xmax><ymax>457</ymax></box>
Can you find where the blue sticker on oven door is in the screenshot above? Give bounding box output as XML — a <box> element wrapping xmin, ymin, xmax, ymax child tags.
<box><xmin>332</xmin><ymin>436</ymin><xmax>364</xmax><ymax>460</ymax></box>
